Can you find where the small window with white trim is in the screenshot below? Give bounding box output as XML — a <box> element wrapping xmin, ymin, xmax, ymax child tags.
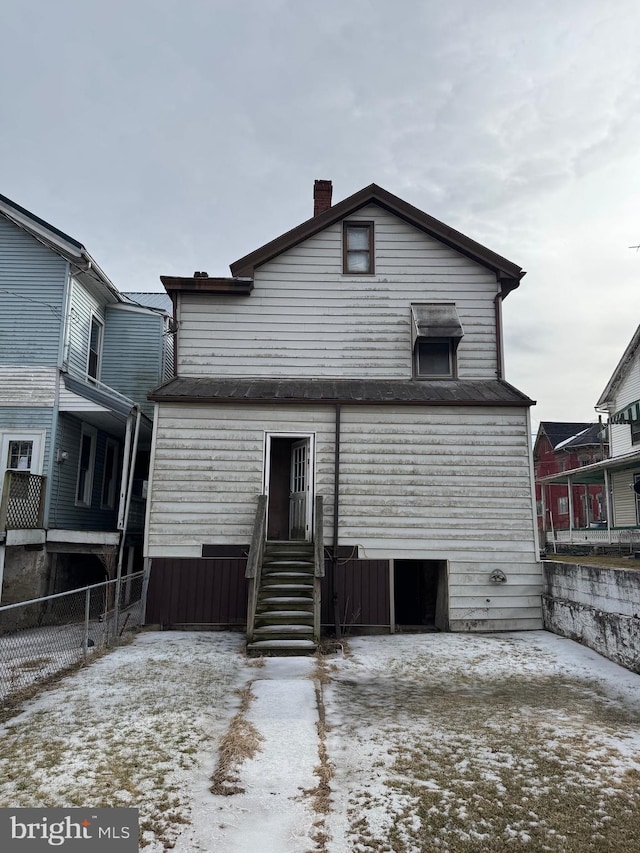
<box><xmin>76</xmin><ymin>424</ymin><xmax>97</xmax><ymax>506</ymax></box>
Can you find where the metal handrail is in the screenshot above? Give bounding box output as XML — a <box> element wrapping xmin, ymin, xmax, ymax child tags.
<box><xmin>245</xmin><ymin>494</ymin><xmax>268</xmax><ymax>643</ymax></box>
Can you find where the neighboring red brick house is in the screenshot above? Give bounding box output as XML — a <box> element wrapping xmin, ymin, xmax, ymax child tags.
<box><xmin>534</xmin><ymin>422</ymin><xmax>608</xmax><ymax>536</ymax></box>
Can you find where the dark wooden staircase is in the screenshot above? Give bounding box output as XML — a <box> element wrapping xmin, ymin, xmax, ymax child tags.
<box><xmin>245</xmin><ymin>495</ymin><xmax>324</xmax><ymax>657</ymax></box>
<box><xmin>246</xmin><ymin>542</ymin><xmax>317</xmax><ymax>656</ymax></box>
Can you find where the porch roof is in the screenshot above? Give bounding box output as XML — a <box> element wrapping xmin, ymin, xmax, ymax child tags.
<box><xmin>539</xmin><ymin>450</ymin><xmax>640</xmax><ymax>485</ymax></box>
<box><xmin>148</xmin><ymin>377</ymin><xmax>534</xmax><ymax>407</ymax></box>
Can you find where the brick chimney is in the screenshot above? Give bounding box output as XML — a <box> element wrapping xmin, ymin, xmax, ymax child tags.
<box><xmin>313</xmin><ymin>179</ymin><xmax>332</xmax><ymax>216</ymax></box>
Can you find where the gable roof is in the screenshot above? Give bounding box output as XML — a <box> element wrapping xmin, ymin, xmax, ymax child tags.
<box><xmin>596</xmin><ymin>323</ymin><xmax>640</xmax><ymax>411</ymax></box>
<box><xmin>0</xmin><ymin>191</ymin><xmax>124</xmax><ymax>304</ymax></box>
<box><xmin>229</xmin><ymin>183</ymin><xmax>525</xmax><ymax>296</ymax></box>
<box><xmin>534</xmin><ymin>421</ymin><xmax>594</xmax><ymax>455</ymax></box>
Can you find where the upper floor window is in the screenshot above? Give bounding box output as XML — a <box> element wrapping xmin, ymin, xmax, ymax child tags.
<box><xmin>87</xmin><ymin>315</ymin><xmax>103</xmax><ymax>381</ymax></box>
<box><xmin>411</xmin><ymin>303</ymin><xmax>463</xmax><ymax>380</ymax></box>
<box><xmin>631</xmin><ymin>420</ymin><xmax>640</xmax><ymax>445</ymax></box>
<box><xmin>415</xmin><ymin>338</ymin><xmax>454</xmax><ymax>378</ymax></box>
<box><xmin>343</xmin><ymin>221</ymin><xmax>374</xmax><ymax>274</ymax></box>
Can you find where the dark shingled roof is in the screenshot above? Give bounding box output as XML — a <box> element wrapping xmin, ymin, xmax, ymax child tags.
<box><xmin>149</xmin><ymin>377</ymin><xmax>534</xmax><ymax>407</ymax></box>
<box><xmin>538</xmin><ymin>422</ymin><xmax>593</xmax><ymax>449</ymax></box>
<box><xmin>560</xmin><ymin>423</ymin><xmax>607</xmax><ymax>450</ymax></box>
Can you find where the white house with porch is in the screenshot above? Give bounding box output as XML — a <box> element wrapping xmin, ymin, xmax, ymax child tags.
<box><xmin>540</xmin><ymin>323</ymin><xmax>640</xmax><ymax>550</ymax></box>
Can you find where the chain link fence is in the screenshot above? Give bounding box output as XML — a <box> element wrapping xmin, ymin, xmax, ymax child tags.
<box><xmin>0</xmin><ymin>569</ymin><xmax>148</xmax><ymax>703</ymax></box>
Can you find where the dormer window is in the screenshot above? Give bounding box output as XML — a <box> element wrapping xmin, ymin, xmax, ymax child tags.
<box><xmin>343</xmin><ymin>221</ymin><xmax>374</xmax><ymax>274</ymax></box>
<box><xmin>411</xmin><ymin>303</ymin><xmax>463</xmax><ymax>379</ymax></box>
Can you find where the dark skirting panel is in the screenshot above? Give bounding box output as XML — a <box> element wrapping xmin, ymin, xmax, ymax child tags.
<box><xmin>146</xmin><ymin>558</ymin><xmax>248</xmax><ymax>627</ymax></box>
<box><xmin>321</xmin><ymin>559</ymin><xmax>390</xmax><ymax>628</ymax></box>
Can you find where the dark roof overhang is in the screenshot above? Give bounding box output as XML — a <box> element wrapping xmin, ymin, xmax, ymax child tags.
<box><xmin>160</xmin><ymin>276</ymin><xmax>253</xmax><ymax>297</ymax></box>
<box><xmin>149</xmin><ymin>377</ymin><xmax>535</xmax><ymax>407</ymax></box>
<box><xmin>229</xmin><ymin>184</ymin><xmax>525</xmax><ymax>297</ymax></box>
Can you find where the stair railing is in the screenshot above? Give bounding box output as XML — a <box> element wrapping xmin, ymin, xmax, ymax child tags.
<box><xmin>313</xmin><ymin>494</ymin><xmax>325</xmax><ymax>643</ymax></box>
<box><xmin>245</xmin><ymin>493</ymin><xmax>268</xmax><ymax>643</ymax></box>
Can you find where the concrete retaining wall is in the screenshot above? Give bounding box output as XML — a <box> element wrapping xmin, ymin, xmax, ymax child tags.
<box><xmin>542</xmin><ymin>560</ymin><xmax>640</xmax><ymax>673</ymax></box>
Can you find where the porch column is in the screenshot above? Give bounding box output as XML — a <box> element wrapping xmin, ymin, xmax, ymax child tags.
<box><xmin>567</xmin><ymin>476</ymin><xmax>574</xmax><ymax>543</ymax></box>
<box><xmin>604</xmin><ymin>468</ymin><xmax>612</xmax><ymax>544</ymax></box>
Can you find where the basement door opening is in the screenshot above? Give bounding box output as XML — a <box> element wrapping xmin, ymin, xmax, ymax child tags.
<box><xmin>393</xmin><ymin>559</ymin><xmax>449</xmax><ymax>631</ymax></box>
<box><xmin>265</xmin><ymin>434</ymin><xmax>314</xmax><ymax>542</ymax></box>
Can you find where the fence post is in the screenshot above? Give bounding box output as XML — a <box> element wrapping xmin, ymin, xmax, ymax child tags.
<box><xmin>84</xmin><ymin>587</ymin><xmax>90</xmax><ymax>660</ymax></box>
<box><xmin>140</xmin><ymin>558</ymin><xmax>151</xmax><ymax>625</ymax></box>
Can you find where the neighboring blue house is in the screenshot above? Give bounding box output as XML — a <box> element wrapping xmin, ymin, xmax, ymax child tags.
<box><xmin>0</xmin><ymin>193</ymin><xmax>173</xmax><ymax>603</ymax></box>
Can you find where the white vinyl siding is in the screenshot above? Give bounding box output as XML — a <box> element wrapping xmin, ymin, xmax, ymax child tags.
<box><xmin>177</xmin><ymin>205</ymin><xmax>500</xmax><ymax>380</ymax></box>
<box><xmin>147</xmin><ymin>402</ymin><xmax>541</xmax><ymax>629</ymax></box>
<box><xmin>146</xmin><ymin>404</ymin><xmax>336</xmax><ymax>558</ymax></box>
<box><xmin>0</xmin><ymin>367</ymin><xmax>57</xmax><ymax>406</ymax></box>
<box><xmin>611</xmin><ymin>469</ymin><xmax>640</xmax><ymax>526</ymax></box>
<box><xmin>612</xmin><ymin>355</ymin><xmax>640</xmax><ymax>413</ymax></box>
<box><xmin>609</xmin><ymin>423</ymin><xmax>633</xmax><ymax>457</ymax></box>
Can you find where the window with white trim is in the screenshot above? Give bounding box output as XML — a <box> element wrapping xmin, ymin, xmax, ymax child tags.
<box><xmin>558</xmin><ymin>496</ymin><xmax>569</xmax><ymax>514</ymax></box>
<box><xmin>87</xmin><ymin>315</ymin><xmax>103</xmax><ymax>381</ymax></box>
<box><xmin>76</xmin><ymin>425</ymin><xmax>97</xmax><ymax>506</ymax></box>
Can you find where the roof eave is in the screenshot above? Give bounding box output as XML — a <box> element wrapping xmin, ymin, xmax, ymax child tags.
<box><xmin>160</xmin><ymin>276</ymin><xmax>254</xmax><ymax>296</ymax></box>
<box><xmin>597</xmin><ymin>324</ymin><xmax>640</xmax><ymax>411</ymax></box>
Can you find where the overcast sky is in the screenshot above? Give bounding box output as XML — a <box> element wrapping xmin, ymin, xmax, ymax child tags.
<box><xmin>2</xmin><ymin>0</ymin><xmax>640</xmax><ymax>427</ymax></box>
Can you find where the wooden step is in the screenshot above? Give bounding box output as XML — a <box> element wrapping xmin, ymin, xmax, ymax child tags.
<box><xmin>246</xmin><ymin>638</ymin><xmax>317</xmax><ymax>657</ymax></box>
<box><xmin>257</xmin><ymin>596</ymin><xmax>314</xmax><ymax>608</ymax></box>
<box><xmin>254</xmin><ymin>610</ymin><xmax>314</xmax><ymax>625</ymax></box>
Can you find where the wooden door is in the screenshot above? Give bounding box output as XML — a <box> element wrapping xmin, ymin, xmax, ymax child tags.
<box><xmin>289</xmin><ymin>439</ymin><xmax>310</xmax><ymax>540</ymax></box>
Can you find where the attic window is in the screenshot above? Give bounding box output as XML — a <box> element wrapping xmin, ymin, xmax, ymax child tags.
<box><xmin>343</xmin><ymin>221</ymin><xmax>374</xmax><ymax>274</ymax></box>
<box><xmin>411</xmin><ymin>303</ymin><xmax>463</xmax><ymax>379</ymax></box>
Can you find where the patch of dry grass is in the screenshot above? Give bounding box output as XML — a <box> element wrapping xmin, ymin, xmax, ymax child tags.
<box><xmin>548</xmin><ymin>553</ymin><xmax>640</xmax><ymax>570</ymax></box>
<box><xmin>209</xmin><ymin>683</ymin><xmax>264</xmax><ymax>796</ymax></box>
<box><xmin>333</xmin><ymin>641</ymin><xmax>640</xmax><ymax>853</ymax></box>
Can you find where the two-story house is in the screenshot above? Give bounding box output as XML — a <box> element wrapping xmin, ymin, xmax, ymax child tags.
<box><xmin>0</xmin><ymin>193</ymin><xmax>173</xmax><ymax>604</ymax></box>
<box><xmin>534</xmin><ymin>422</ymin><xmax>608</xmax><ymax>536</ymax></box>
<box><xmin>540</xmin><ymin>324</ymin><xmax>640</xmax><ymax>549</ymax></box>
<box><xmin>144</xmin><ymin>181</ymin><xmax>542</xmax><ymax>649</ymax></box>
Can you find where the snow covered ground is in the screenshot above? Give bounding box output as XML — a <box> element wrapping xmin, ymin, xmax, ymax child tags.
<box><xmin>1</xmin><ymin>630</ymin><xmax>639</xmax><ymax>852</ymax></box>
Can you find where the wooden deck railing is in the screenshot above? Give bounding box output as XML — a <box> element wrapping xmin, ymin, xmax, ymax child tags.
<box><xmin>0</xmin><ymin>471</ymin><xmax>46</xmax><ymax>531</ymax></box>
<box><xmin>313</xmin><ymin>494</ymin><xmax>324</xmax><ymax>643</ymax></box>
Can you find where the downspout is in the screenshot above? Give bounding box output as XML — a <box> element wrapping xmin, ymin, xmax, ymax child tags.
<box><xmin>117</xmin><ymin>414</ymin><xmax>134</xmax><ymax>530</ymax></box>
<box><xmin>494</xmin><ymin>292</ymin><xmax>504</xmax><ymax>380</ymax></box>
<box><xmin>332</xmin><ymin>403</ymin><xmax>342</xmax><ymax>638</ymax></box>
<box><xmin>115</xmin><ymin>406</ymin><xmax>141</xmax><ymax>629</ymax></box>
<box><xmin>44</xmin><ymin>262</ymin><xmax>72</xmax><ymax>529</ymax></box>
